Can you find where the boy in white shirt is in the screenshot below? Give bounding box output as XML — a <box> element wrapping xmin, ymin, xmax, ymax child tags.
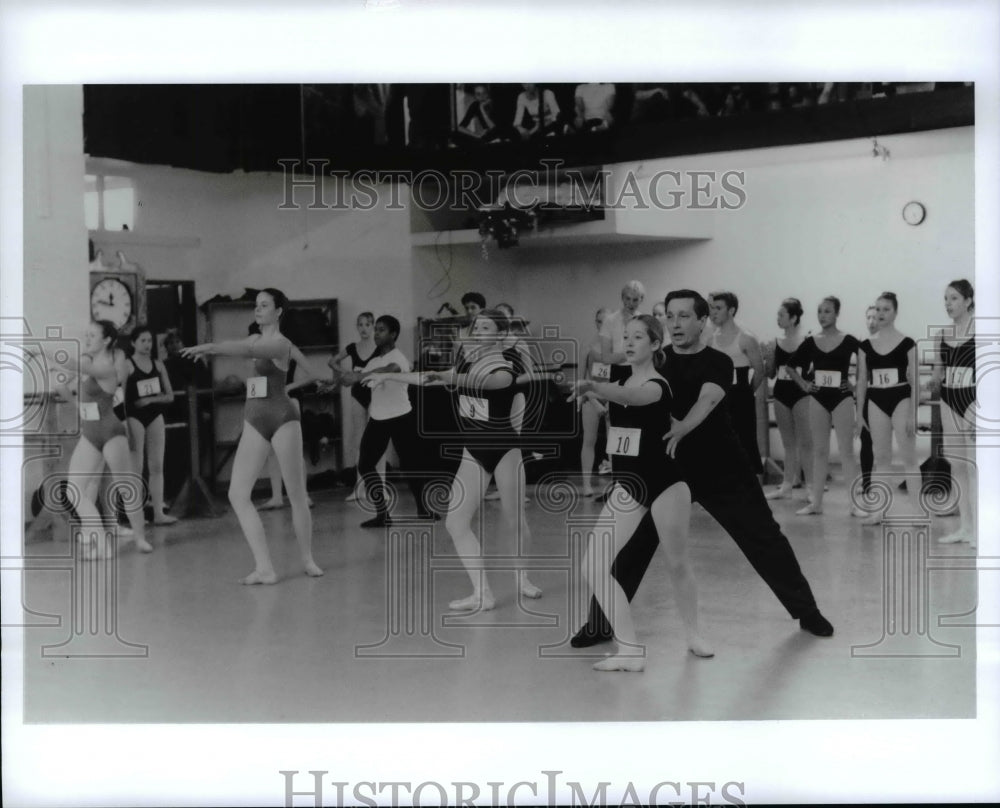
<box><xmin>336</xmin><ymin>315</ymin><xmax>439</xmax><ymax>527</ymax></box>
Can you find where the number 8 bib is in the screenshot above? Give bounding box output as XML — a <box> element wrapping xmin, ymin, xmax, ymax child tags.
<box><xmin>246</xmin><ymin>376</ymin><xmax>268</xmax><ymax>399</ymax></box>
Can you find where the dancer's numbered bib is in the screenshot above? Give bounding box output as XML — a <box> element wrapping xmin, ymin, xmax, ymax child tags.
<box><xmin>591</xmin><ymin>362</ymin><xmax>611</xmax><ymax>380</ymax></box>
<box><xmin>246</xmin><ymin>376</ymin><xmax>268</xmax><ymax>399</ymax></box>
<box><xmin>112</xmin><ymin>387</ymin><xmax>125</xmax><ymax>407</ymax></box>
<box><xmin>776</xmin><ymin>365</ymin><xmax>792</xmax><ymax>381</ymax></box>
<box><xmin>870</xmin><ymin>368</ymin><xmax>899</xmax><ymax>388</ymax></box>
<box><xmin>136</xmin><ymin>377</ymin><xmax>162</xmax><ymax>397</ymax></box>
<box><xmin>816</xmin><ymin>370</ymin><xmax>842</xmax><ymax>388</ymax></box>
<box><xmin>80</xmin><ymin>401</ymin><xmax>99</xmax><ymax>421</ymax></box>
<box><xmin>607</xmin><ymin>426</ymin><xmax>641</xmax><ymax>457</ymax></box>
<box><xmin>459</xmin><ymin>394</ymin><xmax>489</xmax><ymax>421</ymax></box>
<box><xmin>945</xmin><ymin>366</ymin><xmax>974</xmax><ymax>388</ymax></box>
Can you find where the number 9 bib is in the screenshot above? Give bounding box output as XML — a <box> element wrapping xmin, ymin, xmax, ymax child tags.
<box><xmin>459</xmin><ymin>394</ymin><xmax>489</xmax><ymax>421</ymax></box>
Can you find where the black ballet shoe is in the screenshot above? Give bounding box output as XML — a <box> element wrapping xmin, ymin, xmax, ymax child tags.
<box><xmin>570</xmin><ymin>617</ymin><xmax>614</xmax><ymax>648</ymax></box>
<box><xmin>799</xmin><ymin>610</ymin><xmax>834</xmax><ymax>637</ymax></box>
<box><xmin>360</xmin><ymin>515</ymin><xmax>393</xmax><ymax>528</ymax></box>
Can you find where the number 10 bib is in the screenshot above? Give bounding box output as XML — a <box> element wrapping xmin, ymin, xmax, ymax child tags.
<box><xmin>607</xmin><ymin>426</ymin><xmax>641</xmax><ymax>457</ymax></box>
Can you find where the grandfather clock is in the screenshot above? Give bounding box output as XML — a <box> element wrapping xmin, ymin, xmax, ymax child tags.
<box><xmin>89</xmin><ymin>249</ymin><xmax>146</xmax><ymax>335</ymax></box>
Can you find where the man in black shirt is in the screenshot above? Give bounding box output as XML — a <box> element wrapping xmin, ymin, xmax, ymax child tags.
<box><xmin>572</xmin><ymin>289</ymin><xmax>834</xmax><ymax>646</ymax></box>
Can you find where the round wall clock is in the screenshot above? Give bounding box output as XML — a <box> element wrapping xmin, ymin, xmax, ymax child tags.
<box><xmin>91</xmin><ymin>276</ymin><xmax>134</xmax><ymax>328</ymax></box>
<box><xmin>902</xmin><ymin>201</ymin><xmax>926</xmax><ymax>226</ymax></box>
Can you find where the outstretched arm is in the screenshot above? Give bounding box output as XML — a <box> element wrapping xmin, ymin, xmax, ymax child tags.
<box><xmin>569</xmin><ymin>378</ymin><xmax>662</xmax><ymax>408</ymax></box>
<box><xmin>362</xmin><ymin>370</ymin><xmax>433</xmax><ymax>387</ymax></box>
<box><xmin>286</xmin><ymin>346</ymin><xmax>334</xmax><ymax>393</ymax></box>
<box><xmin>181</xmin><ymin>335</ymin><xmax>289</xmax><ymax>361</ymax></box>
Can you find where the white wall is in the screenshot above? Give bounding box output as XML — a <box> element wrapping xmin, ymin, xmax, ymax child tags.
<box><xmin>494</xmin><ymin>127</ymin><xmax>975</xmax><ymax>356</ymax></box>
<box><xmin>23</xmin><ymin>86</ymin><xmax>89</xmax><ymax>339</ymax></box>
<box><xmin>80</xmin><ymin>126</ymin><xmax>974</xmax><ymax>464</ymax></box>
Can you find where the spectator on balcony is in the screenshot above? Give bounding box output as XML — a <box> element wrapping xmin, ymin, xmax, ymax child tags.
<box><xmin>677</xmin><ymin>85</ymin><xmax>712</xmax><ymax>118</ymax></box>
<box><xmin>629</xmin><ymin>84</ymin><xmax>673</xmax><ymax>124</ymax></box>
<box><xmin>717</xmin><ymin>84</ymin><xmax>753</xmax><ymax>117</ymax></box>
<box><xmin>573</xmin><ymin>83</ymin><xmax>616</xmax><ymax>133</ymax></box>
<box><xmin>513</xmin><ymin>84</ymin><xmax>565</xmax><ymax>140</ymax></box>
<box><xmin>453</xmin><ymin>84</ymin><xmax>509</xmax><ymax>146</ymax></box>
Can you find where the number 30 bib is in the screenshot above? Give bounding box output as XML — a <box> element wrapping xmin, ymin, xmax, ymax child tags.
<box><xmin>816</xmin><ymin>370</ymin><xmax>842</xmax><ymax>388</ymax></box>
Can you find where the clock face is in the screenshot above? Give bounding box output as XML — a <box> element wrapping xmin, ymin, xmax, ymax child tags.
<box><xmin>91</xmin><ymin>277</ymin><xmax>133</xmax><ymax>328</ymax></box>
<box><xmin>902</xmin><ymin>201</ymin><xmax>926</xmax><ymax>226</ymax></box>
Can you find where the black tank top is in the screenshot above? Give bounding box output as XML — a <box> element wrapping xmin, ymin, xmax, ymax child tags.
<box><xmin>774</xmin><ymin>343</ymin><xmax>802</xmax><ymax>373</ymax></box>
<box><xmin>793</xmin><ymin>334</ymin><xmax>859</xmax><ymax>380</ymax></box>
<box><xmin>941</xmin><ymin>336</ymin><xmax>975</xmax><ymax>370</ymax></box>
<box><xmin>346</xmin><ymin>342</ymin><xmax>377</xmax><ymax>407</ymax></box>
<box><xmin>607</xmin><ymin>377</ymin><xmax>674</xmax><ymax>470</ymax></box>
<box><xmin>861</xmin><ymin>336</ymin><xmax>914</xmax><ymax>385</ymax></box>
<box><xmin>454</xmin><ymin>349</ymin><xmax>517</xmax><ymax>434</ymax></box>
<box><xmin>125</xmin><ymin>358</ymin><xmax>162</xmax><ymax>410</ymax></box>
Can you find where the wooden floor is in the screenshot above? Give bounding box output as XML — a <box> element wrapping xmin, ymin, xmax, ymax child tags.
<box><xmin>20</xmin><ymin>479</ymin><xmax>978</xmax><ymax>724</ymax></box>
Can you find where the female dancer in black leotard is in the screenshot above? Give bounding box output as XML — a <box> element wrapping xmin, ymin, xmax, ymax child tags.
<box><xmin>370</xmin><ymin>309</ymin><xmax>542</xmax><ymax>611</ymax></box>
<box><xmin>764</xmin><ymin>298</ymin><xmax>813</xmax><ymax>501</ymax></box>
<box><xmin>182</xmin><ymin>289</ymin><xmax>325</xmax><ymax>584</ymax></box>
<box><xmin>329</xmin><ymin>312</ymin><xmax>387</xmax><ymax>504</ymax></box>
<box><xmin>580</xmin><ymin>308</ymin><xmax>610</xmax><ymax>497</ymax></box>
<box><xmin>40</xmin><ymin>321</ymin><xmax>151</xmax><ymax>557</ymax></box>
<box><xmin>856</xmin><ymin>292</ymin><xmax>920</xmax><ymax>525</ymax></box>
<box><xmin>786</xmin><ymin>296</ymin><xmax>866</xmax><ymax>517</ymax></box>
<box><xmin>125</xmin><ymin>326</ymin><xmax>177</xmax><ymax>526</ymax></box>
<box><xmin>571</xmin><ymin>315</ymin><xmax>712</xmax><ymax>671</ymax></box>
<box><xmin>933</xmin><ymin>279</ymin><xmax>977</xmax><ymax>547</ymax></box>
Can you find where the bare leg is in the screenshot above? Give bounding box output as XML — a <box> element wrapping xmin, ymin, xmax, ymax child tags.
<box><xmin>649</xmin><ymin>483</ymin><xmax>712</xmax><ymax>657</ymax></box>
<box><xmin>127</xmin><ymin>416</ymin><xmax>147</xmax><ymax>506</ymax></box>
<box><xmin>584</xmin><ymin>487</ymin><xmax>647</xmax><ymax>672</ymax></box>
<box><xmin>228</xmin><ymin>424</ymin><xmax>277</xmax><ymax>584</ymax></box>
<box><xmin>143</xmin><ymin>415</ymin><xmax>177</xmax><ymax>524</ymax></box>
<box><xmin>258</xmin><ymin>451</ymin><xmax>285</xmax><ymax>509</ymax></box>
<box><xmin>830</xmin><ymin>397</ymin><xmax>864</xmax><ymax>516</ymax></box>
<box><xmin>792</xmin><ymin>396</ymin><xmax>815</xmax><ymax>493</ymax></box>
<box><xmin>271</xmin><ymin>421</ymin><xmax>323</xmax><ymax>577</ymax></box>
<box><xmin>103</xmin><ymin>435</ymin><xmax>151</xmax><ymax>552</ymax></box>
<box><xmin>66</xmin><ymin>437</ymin><xmax>110</xmax><ymax>559</ymax></box>
<box><xmin>769</xmin><ymin>400</ymin><xmax>798</xmax><ymax>497</ymax></box>
<box><xmin>494</xmin><ymin>449</ymin><xmax>541</xmax><ymax>599</ymax></box>
<box><xmin>798</xmin><ymin>399</ymin><xmax>832</xmax><ymax>514</ymax></box>
<box><xmin>938</xmin><ymin>401</ymin><xmax>977</xmax><ymax>546</ymax></box>
<box><xmin>580</xmin><ymin>399</ymin><xmax>600</xmax><ymax>496</ymax></box>
<box><xmin>865</xmin><ymin>399</ymin><xmax>919</xmax><ymax>523</ymax></box>
<box><xmin>443</xmin><ymin>450</ymin><xmax>494</xmax><ymax>610</ymax></box>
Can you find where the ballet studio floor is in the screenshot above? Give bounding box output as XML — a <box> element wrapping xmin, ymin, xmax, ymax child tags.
<box><xmin>19</xmin><ymin>481</ymin><xmax>977</xmax><ymax>724</ymax></box>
